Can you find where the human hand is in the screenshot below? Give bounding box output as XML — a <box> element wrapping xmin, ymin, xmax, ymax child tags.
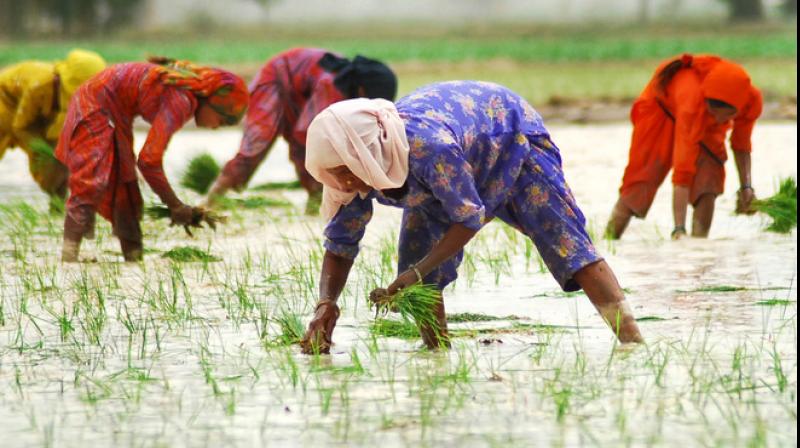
<box><xmin>300</xmin><ymin>299</ymin><xmax>340</xmax><ymax>354</ymax></box>
<box><xmin>736</xmin><ymin>187</ymin><xmax>757</xmax><ymax>215</ymax></box>
<box><xmin>369</xmin><ymin>287</ymin><xmax>398</xmax><ymax>313</ymax></box>
<box><xmin>671</xmin><ymin>226</ymin><xmax>687</xmax><ymax>240</ymax></box>
<box><xmin>170</xmin><ymin>204</ymin><xmax>225</xmax><ymax>236</ymax></box>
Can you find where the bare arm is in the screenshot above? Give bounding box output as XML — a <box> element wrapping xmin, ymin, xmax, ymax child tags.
<box><xmin>387</xmin><ymin>223</ymin><xmax>479</xmax><ymax>293</ymax></box>
<box><xmin>733</xmin><ymin>149</ymin><xmax>756</xmax><ymax>214</ymax></box>
<box><xmin>300</xmin><ymin>250</ymin><xmax>355</xmax><ymax>354</ymax></box>
<box><xmin>319</xmin><ymin>250</ymin><xmax>355</xmax><ymax>302</ymax></box>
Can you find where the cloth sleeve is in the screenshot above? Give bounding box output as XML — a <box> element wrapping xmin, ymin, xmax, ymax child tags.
<box><xmin>323</xmin><ymin>194</ymin><xmax>374</xmax><ymax>259</ymax></box>
<box><xmin>417</xmin><ymin>143</ymin><xmax>486</xmax><ymax>230</ymax></box>
<box><xmin>12</xmin><ymin>80</ymin><xmax>53</xmax><ymax>133</ymax></box>
<box><xmin>730</xmin><ymin>87</ymin><xmax>763</xmax><ymax>152</ymax></box>
<box><xmin>291</xmin><ymin>79</ymin><xmax>345</xmax><ymax>146</ymax></box>
<box><xmin>216</xmin><ymin>82</ymin><xmax>285</xmax><ymax>190</ymax></box>
<box><xmin>669</xmin><ymin>72</ymin><xmax>705</xmax><ymax>186</ymax></box>
<box><xmin>137</xmin><ymin>89</ymin><xmax>195</xmax><ymax>206</ymax></box>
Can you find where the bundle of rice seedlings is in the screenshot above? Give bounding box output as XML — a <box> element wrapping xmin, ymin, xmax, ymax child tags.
<box><xmin>145</xmin><ymin>204</ymin><xmax>172</xmax><ymax>220</ymax></box>
<box><xmin>29</xmin><ymin>138</ymin><xmax>58</xmax><ymax>170</ymax></box>
<box><xmin>180</xmin><ymin>153</ymin><xmax>220</xmax><ymax>194</ymax></box>
<box><xmin>29</xmin><ymin>138</ymin><xmax>55</xmax><ymax>158</ymax></box>
<box><xmin>371</xmin><ymin>283</ymin><xmax>442</xmax><ymax>339</ymax></box>
<box><xmin>145</xmin><ymin>204</ymin><xmax>226</xmax><ymax>236</ymax></box>
<box><xmin>251</xmin><ymin>180</ymin><xmax>302</xmax><ymax>191</ymax></box>
<box><xmin>369</xmin><ymin>318</ymin><xmax>420</xmax><ymax>339</ymax></box>
<box><xmin>161</xmin><ymin>246</ymin><xmax>221</xmax><ymax>262</ymax></box>
<box><xmin>752</xmin><ymin>177</ymin><xmax>797</xmax><ymax>233</ymax></box>
<box><xmin>273</xmin><ymin>310</ymin><xmax>305</xmax><ymax>346</ymax></box>
<box><xmin>214</xmin><ymin>195</ymin><xmax>292</xmax><ymax>211</ymax></box>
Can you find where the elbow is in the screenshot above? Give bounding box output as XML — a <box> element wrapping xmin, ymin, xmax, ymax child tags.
<box><xmin>136</xmin><ymin>157</ymin><xmax>158</xmax><ymax>174</ymax></box>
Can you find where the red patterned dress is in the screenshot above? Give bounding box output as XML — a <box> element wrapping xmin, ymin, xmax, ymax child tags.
<box><xmin>56</xmin><ymin>62</ymin><xmax>198</xmax><ymax>241</ymax></box>
<box><xmin>217</xmin><ymin>48</ymin><xmax>346</xmax><ymax>195</ymax></box>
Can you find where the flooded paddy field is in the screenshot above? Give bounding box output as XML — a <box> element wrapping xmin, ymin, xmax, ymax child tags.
<box><xmin>0</xmin><ymin>123</ymin><xmax>795</xmax><ymax>447</ymax></box>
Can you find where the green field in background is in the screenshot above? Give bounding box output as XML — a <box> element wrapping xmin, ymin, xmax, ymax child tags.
<box><xmin>2</xmin><ymin>27</ymin><xmax>795</xmax><ymax>65</ymax></box>
<box><xmin>395</xmin><ymin>59</ymin><xmax>797</xmax><ymax>103</ymax></box>
<box><xmin>3</xmin><ymin>26</ymin><xmax>795</xmax><ymax>102</ymax></box>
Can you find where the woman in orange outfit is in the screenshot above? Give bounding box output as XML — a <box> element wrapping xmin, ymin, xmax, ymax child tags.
<box><xmin>56</xmin><ymin>58</ymin><xmax>248</xmax><ymax>262</ymax></box>
<box><xmin>606</xmin><ymin>54</ymin><xmax>762</xmax><ymax>240</ymax></box>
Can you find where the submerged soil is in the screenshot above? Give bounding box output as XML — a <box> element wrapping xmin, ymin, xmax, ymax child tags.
<box><xmin>0</xmin><ymin>123</ymin><xmax>795</xmax><ymax>447</ymax></box>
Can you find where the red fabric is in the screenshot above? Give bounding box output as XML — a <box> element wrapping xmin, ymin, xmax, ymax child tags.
<box><xmin>157</xmin><ymin>61</ymin><xmax>249</xmax><ymax>122</ymax></box>
<box><xmin>619</xmin><ymin>54</ymin><xmax>762</xmax><ymax>214</ymax></box>
<box><xmin>56</xmin><ymin>63</ymin><xmax>197</xmax><ymax>229</ymax></box>
<box><xmin>219</xmin><ymin>48</ymin><xmax>346</xmax><ymax>191</ymax></box>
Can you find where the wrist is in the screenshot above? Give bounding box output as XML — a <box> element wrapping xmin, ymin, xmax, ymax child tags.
<box><xmin>410</xmin><ymin>264</ymin><xmax>424</xmax><ymax>283</ymax></box>
<box><xmin>671</xmin><ymin>225</ymin><xmax>687</xmax><ymax>236</ymax></box>
<box><xmin>739</xmin><ymin>184</ymin><xmax>753</xmax><ymax>191</ymax></box>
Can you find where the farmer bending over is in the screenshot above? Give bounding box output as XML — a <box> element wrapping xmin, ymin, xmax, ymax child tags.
<box><xmin>606</xmin><ymin>54</ymin><xmax>763</xmax><ymax>240</ymax></box>
<box><xmin>0</xmin><ymin>49</ymin><xmax>105</xmax><ymax>204</ymax></box>
<box><xmin>207</xmin><ymin>48</ymin><xmax>397</xmax><ymax>214</ymax></box>
<box><xmin>57</xmin><ymin>57</ymin><xmax>248</xmax><ymax>262</ymax></box>
<box><xmin>300</xmin><ymin>81</ymin><xmax>644</xmax><ymax>353</ymax></box>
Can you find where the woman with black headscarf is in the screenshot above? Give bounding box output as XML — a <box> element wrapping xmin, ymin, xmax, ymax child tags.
<box><xmin>207</xmin><ymin>48</ymin><xmax>397</xmax><ymax>214</ymax></box>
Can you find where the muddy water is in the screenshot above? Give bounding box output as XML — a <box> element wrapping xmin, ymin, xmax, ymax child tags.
<box><xmin>0</xmin><ymin>123</ymin><xmax>795</xmax><ymax>447</ymax></box>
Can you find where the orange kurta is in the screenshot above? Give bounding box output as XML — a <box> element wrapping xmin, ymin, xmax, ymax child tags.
<box><xmin>619</xmin><ymin>55</ymin><xmax>762</xmax><ymax>217</ymax></box>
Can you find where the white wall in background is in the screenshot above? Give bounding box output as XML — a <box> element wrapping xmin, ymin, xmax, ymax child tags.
<box><xmin>138</xmin><ymin>0</ymin><xmax>788</xmax><ymax>29</ymax></box>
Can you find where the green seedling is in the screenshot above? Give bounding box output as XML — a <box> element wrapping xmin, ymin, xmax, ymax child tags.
<box><xmin>447</xmin><ymin>312</ymin><xmax>520</xmax><ymax>322</ymax></box>
<box><xmin>214</xmin><ymin>196</ymin><xmax>292</xmax><ymax>210</ymax></box>
<box><xmin>752</xmin><ymin>177</ymin><xmax>797</xmax><ymax>233</ymax></box>
<box><xmin>251</xmin><ymin>180</ymin><xmax>303</xmax><ymax>191</ymax></box>
<box><xmin>180</xmin><ymin>153</ymin><xmax>220</xmax><ymax>194</ymax></box>
<box><xmin>754</xmin><ymin>299</ymin><xmax>795</xmax><ymax>306</ymax></box>
<box><xmin>371</xmin><ymin>283</ymin><xmax>442</xmax><ymax>342</ymax></box>
<box><xmin>162</xmin><ymin>246</ymin><xmax>221</xmax><ymax>263</ymax></box>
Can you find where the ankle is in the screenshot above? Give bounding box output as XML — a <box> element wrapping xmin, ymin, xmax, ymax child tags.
<box><xmin>61</xmin><ymin>238</ymin><xmax>81</xmax><ymax>262</ymax></box>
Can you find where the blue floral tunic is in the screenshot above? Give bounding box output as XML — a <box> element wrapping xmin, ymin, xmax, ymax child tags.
<box><xmin>324</xmin><ymin>81</ymin><xmax>600</xmax><ymax>291</ymax></box>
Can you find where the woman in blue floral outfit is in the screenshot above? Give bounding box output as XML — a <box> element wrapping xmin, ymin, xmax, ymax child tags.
<box><xmin>301</xmin><ymin>81</ymin><xmax>643</xmax><ymax>352</ymax></box>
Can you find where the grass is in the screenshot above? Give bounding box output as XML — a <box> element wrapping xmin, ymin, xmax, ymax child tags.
<box><xmin>635</xmin><ymin>316</ymin><xmax>673</xmax><ymax>322</ymax></box>
<box><xmin>752</xmin><ymin>177</ymin><xmax>797</xmax><ymax>234</ymax></box>
<box><xmin>369</xmin><ymin>319</ymin><xmax>420</xmax><ymax>339</ymax></box>
<box><xmin>754</xmin><ymin>299</ymin><xmax>796</xmax><ymax>306</ymax></box>
<box><xmin>180</xmin><ymin>153</ymin><xmax>220</xmax><ymax>195</ymax></box>
<box><xmin>161</xmin><ymin>246</ymin><xmax>221</xmax><ymax>262</ymax></box>
<box><xmin>0</xmin><ymin>73</ymin><xmax>795</xmax><ymax>445</ymax></box>
<box><xmin>447</xmin><ymin>312</ymin><xmax>520</xmax><ymax>323</ymax></box>
<box><xmin>273</xmin><ymin>309</ymin><xmax>305</xmax><ymax>346</ymax></box>
<box><xmin>213</xmin><ymin>195</ymin><xmax>293</xmax><ymax>210</ymax></box>
<box><xmin>251</xmin><ymin>180</ymin><xmax>303</xmax><ymax>191</ymax></box>
<box><xmin>144</xmin><ymin>204</ymin><xmax>171</xmax><ymax>220</ymax></box>
<box><xmin>677</xmin><ymin>285</ymin><xmax>749</xmax><ymax>293</ymax></box>
<box><xmin>372</xmin><ymin>283</ymin><xmax>442</xmax><ymax>340</ymax></box>
<box><xmin>369</xmin><ymin>318</ymin><xmax>568</xmax><ymax>340</ymax></box>
<box><xmin>28</xmin><ymin>138</ymin><xmax>55</xmax><ymax>159</ymax></box>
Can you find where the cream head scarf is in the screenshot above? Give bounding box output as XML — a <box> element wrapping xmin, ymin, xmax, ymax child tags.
<box><xmin>306</xmin><ymin>98</ymin><xmax>410</xmax><ymax>220</ymax></box>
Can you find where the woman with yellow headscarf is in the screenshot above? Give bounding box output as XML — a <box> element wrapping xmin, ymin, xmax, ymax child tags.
<box><xmin>0</xmin><ymin>49</ymin><xmax>106</xmax><ymax>202</ymax></box>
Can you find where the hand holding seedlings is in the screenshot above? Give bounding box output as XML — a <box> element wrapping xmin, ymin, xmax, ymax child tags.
<box><xmin>169</xmin><ymin>204</ymin><xmax>226</xmax><ymax>236</ymax></box>
<box><xmin>736</xmin><ymin>186</ymin><xmax>757</xmax><ymax>215</ymax></box>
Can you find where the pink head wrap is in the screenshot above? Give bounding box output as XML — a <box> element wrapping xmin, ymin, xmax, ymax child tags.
<box><xmin>305</xmin><ymin>98</ymin><xmax>410</xmax><ymax>220</ymax></box>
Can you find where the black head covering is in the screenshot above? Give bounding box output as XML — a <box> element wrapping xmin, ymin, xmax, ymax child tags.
<box><xmin>318</xmin><ymin>53</ymin><xmax>397</xmax><ymax>101</ymax></box>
